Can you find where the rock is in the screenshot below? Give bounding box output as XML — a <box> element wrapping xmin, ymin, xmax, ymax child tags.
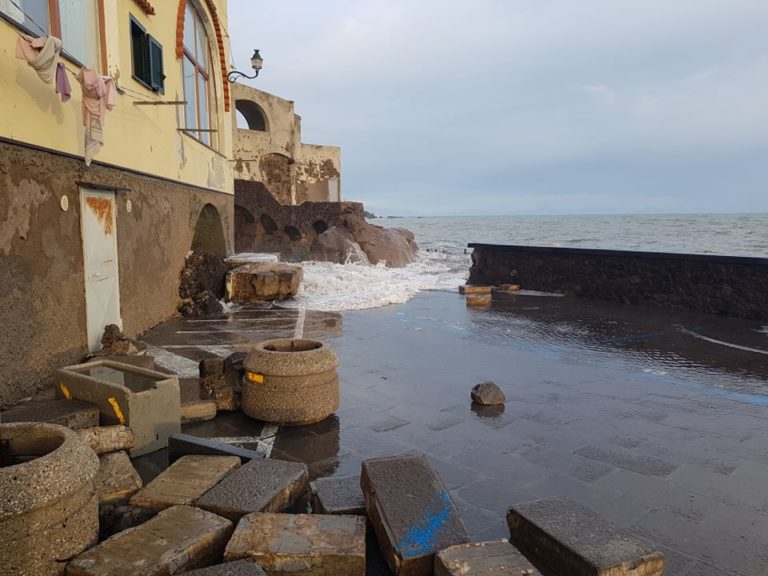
<box><xmin>310</xmin><ymin>475</ymin><xmax>366</xmax><ymax>515</ymax></box>
<box><xmin>352</xmin><ymin>223</ymin><xmax>418</xmax><ymax>267</ymax></box>
<box><xmin>182</xmin><ymin>400</ymin><xmax>218</xmax><ymax>423</ymax></box>
<box><xmin>77</xmin><ymin>425</ymin><xmax>135</xmax><ymax>454</ymax></box>
<box><xmin>94</xmin><ymin>451</ymin><xmax>143</xmax><ymax>504</ymax></box>
<box><xmin>0</xmin><ymin>398</ymin><xmax>99</xmax><ymax>429</ymax></box>
<box><xmin>310</xmin><ymin>226</ymin><xmax>370</xmax><ymax>265</ymax></box>
<box><xmin>180</xmin><ymin>289</ymin><xmax>224</xmax><ymax>318</ymax></box>
<box><xmin>226</xmin><ymin>263</ymin><xmax>303</xmax><ymax>302</ymax></box>
<box><xmin>435</xmin><ymin>540</ymin><xmax>541</xmax><ymax>576</ymax></box>
<box><xmin>180</xmin><ymin>252</ymin><xmax>228</xmax><ymax>299</ymax></box>
<box><xmin>471</xmin><ymin>382</ymin><xmax>506</xmax><ymax>406</ymax></box>
<box><xmin>98</xmin><ymin>504</ymin><xmax>156</xmax><ymax>540</ymax></box>
<box><xmin>86</xmin><ymin>324</ymin><xmax>146</xmax><ymax>357</ymax></box>
<box><xmin>225</xmin><ymin>513</ymin><xmax>366</xmax><ymax>576</ymax></box>
<box><xmin>200</xmin><ymin>353</ymin><xmax>246</xmax><ymax>411</ymax></box>
<box><xmin>182</xmin><ymin>559</ymin><xmax>266</xmax><ymax>576</ymax></box>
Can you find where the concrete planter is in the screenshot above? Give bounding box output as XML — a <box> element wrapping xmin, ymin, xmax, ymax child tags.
<box><xmin>0</xmin><ymin>423</ymin><xmax>99</xmax><ymax>576</ymax></box>
<box><xmin>242</xmin><ymin>339</ymin><xmax>339</xmax><ymax>426</ymax></box>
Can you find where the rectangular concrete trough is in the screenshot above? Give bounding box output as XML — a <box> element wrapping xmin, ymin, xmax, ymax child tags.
<box><xmin>56</xmin><ymin>359</ymin><xmax>181</xmax><ymax>456</ymax></box>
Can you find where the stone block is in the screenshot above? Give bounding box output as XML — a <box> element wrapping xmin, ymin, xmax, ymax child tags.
<box><xmin>459</xmin><ymin>285</ymin><xmax>492</xmax><ymax>295</ymax></box>
<box><xmin>434</xmin><ymin>540</ymin><xmax>541</xmax><ymax>576</ymax></box>
<box><xmin>94</xmin><ymin>450</ymin><xmax>143</xmax><ymax>504</ymax></box>
<box><xmin>57</xmin><ymin>359</ymin><xmax>181</xmax><ymax>456</ymax></box>
<box><xmin>226</xmin><ymin>263</ymin><xmax>303</xmax><ymax>303</ymax></box>
<box><xmin>131</xmin><ymin>455</ymin><xmax>241</xmax><ymax>511</ymax></box>
<box><xmin>311</xmin><ymin>475</ymin><xmax>366</xmax><ymax>515</ymax></box>
<box><xmin>77</xmin><ymin>425</ymin><xmax>135</xmax><ymax>454</ymax></box>
<box><xmin>0</xmin><ymin>398</ymin><xmax>99</xmax><ymax>429</ymax></box>
<box><xmin>183</xmin><ymin>559</ymin><xmax>266</xmax><ymax>576</ymax></box>
<box><xmin>182</xmin><ymin>400</ymin><xmax>218</xmax><ymax>423</ymax></box>
<box><xmin>225</xmin><ymin>513</ymin><xmax>366</xmax><ymax>576</ymax></box>
<box><xmin>506</xmin><ymin>498</ymin><xmax>665</xmax><ymax>576</ymax></box>
<box><xmin>496</xmin><ymin>283</ymin><xmax>521</xmax><ymax>292</ymax></box>
<box><xmin>196</xmin><ymin>458</ymin><xmax>309</xmax><ymax>522</ymax></box>
<box><xmin>66</xmin><ymin>505</ymin><xmax>233</xmax><ymax>576</ymax></box>
<box><xmin>466</xmin><ymin>293</ymin><xmax>492</xmax><ymax>309</ymax></box>
<box><xmin>361</xmin><ymin>454</ymin><xmax>470</xmax><ymax>576</ymax></box>
<box><xmin>168</xmin><ymin>433</ymin><xmax>265</xmax><ymax>464</ymax></box>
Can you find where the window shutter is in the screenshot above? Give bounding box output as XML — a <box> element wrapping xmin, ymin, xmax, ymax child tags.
<box><xmin>148</xmin><ymin>36</ymin><xmax>164</xmax><ymax>94</ymax></box>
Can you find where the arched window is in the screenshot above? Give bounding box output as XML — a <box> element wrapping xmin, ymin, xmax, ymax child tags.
<box><xmin>235</xmin><ymin>99</ymin><xmax>268</xmax><ymax>131</ymax></box>
<box><xmin>183</xmin><ymin>3</ymin><xmax>213</xmax><ymax>145</ymax></box>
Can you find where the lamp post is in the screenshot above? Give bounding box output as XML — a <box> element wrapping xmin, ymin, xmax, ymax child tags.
<box><xmin>228</xmin><ymin>50</ymin><xmax>263</xmax><ymax>83</ymax></box>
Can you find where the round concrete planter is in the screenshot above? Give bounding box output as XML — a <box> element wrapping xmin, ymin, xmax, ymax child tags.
<box><xmin>0</xmin><ymin>422</ymin><xmax>99</xmax><ymax>576</ymax></box>
<box><xmin>242</xmin><ymin>338</ymin><xmax>340</xmax><ymax>426</ymax></box>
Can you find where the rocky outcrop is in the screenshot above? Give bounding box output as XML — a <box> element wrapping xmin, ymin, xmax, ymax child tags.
<box><xmin>311</xmin><ymin>227</ymin><xmax>370</xmax><ymax>265</ymax></box>
<box><xmin>178</xmin><ymin>252</ymin><xmax>227</xmax><ymax>317</ymax></box>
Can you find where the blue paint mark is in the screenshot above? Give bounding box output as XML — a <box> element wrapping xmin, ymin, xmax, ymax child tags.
<box><xmin>396</xmin><ymin>490</ymin><xmax>452</xmax><ymax>558</ymax></box>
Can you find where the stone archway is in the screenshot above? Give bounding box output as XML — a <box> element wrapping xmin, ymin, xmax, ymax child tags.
<box><xmin>192</xmin><ymin>203</ymin><xmax>226</xmax><ymax>257</ymax></box>
<box><xmin>234</xmin><ymin>204</ymin><xmax>258</xmax><ymax>252</ymax></box>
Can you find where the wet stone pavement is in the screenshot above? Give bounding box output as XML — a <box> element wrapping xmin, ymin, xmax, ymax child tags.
<box><xmin>137</xmin><ymin>290</ymin><xmax>768</xmax><ymax>576</ymax></box>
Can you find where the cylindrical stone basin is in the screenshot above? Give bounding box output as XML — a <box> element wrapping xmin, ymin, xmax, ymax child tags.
<box><xmin>0</xmin><ymin>422</ymin><xmax>99</xmax><ymax>576</ymax></box>
<box><xmin>242</xmin><ymin>338</ymin><xmax>340</xmax><ymax>426</ymax></box>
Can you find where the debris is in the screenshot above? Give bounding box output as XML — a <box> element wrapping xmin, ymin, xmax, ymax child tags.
<box><xmin>471</xmin><ymin>382</ymin><xmax>506</xmax><ymax>406</ymax></box>
<box><xmin>196</xmin><ymin>458</ymin><xmax>309</xmax><ymax>522</ymax></box>
<box><xmin>94</xmin><ymin>450</ymin><xmax>143</xmax><ymax>504</ymax></box>
<box><xmin>435</xmin><ymin>540</ymin><xmax>541</xmax><ymax>576</ymax></box>
<box><xmin>66</xmin><ymin>505</ymin><xmax>233</xmax><ymax>576</ymax></box>
<box><xmin>0</xmin><ymin>398</ymin><xmax>99</xmax><ymax>429</ymax></box>
<box><xmin>310</xmin><ymin>475</ymin><xmax>366</xmax><ymax>515</ymax></box>
<box><xmin>361</xmin><ymin>454</ymin><xmax>470</xmax><ymax>576</ymax></box>
<box><xmin>507</xmin><ymin>498</ymin><xmax>665</xmax><ymax>576</ymax></box>
<box><xmin>77</xmin><ymin>425</ymin><xmax>135</xmax><ymax>454</ymax></box>
<box><xmin>181</xmin><ymin>400</ymin><xmax>218</xmax><ymax>423</ymax></box>
<box><xmin>93</xmin><ymin>323</ymin><xmax>147</xmax><ymax>356</ymax></box>
<box><xmin>459</xmin><ymin>285</ymin><xmax>492</xmax><ymax>295</ymax></box>
<box><xmin>182</xmin><ymin>559</ymin><xmax>267</xmax><ymax>576</ymax></box>
<box><xmin>225</xmin><ymin>513</ymin><xmax>366</xmax><ymax>576</ymax></box>
<box><xmin>199</xmin><ymin>352</ymin><xmax>247</xmax><ymax>412</ymax></box>
<box><xmin>178</xmin><ymin>251</ymin><xmax>227</xmax><ymax>318</ymax></box>
<box><xmin>168</xmin><ymin>433</ymin><xmax>265</xmax><ymax>464</ymax></box>
<box><xmin>130</xmin><ymin>455</ymin><xmax>241</xmax><ymax>511</ymax></box>
<box><xmin>226</xmin><ymin>262</ymin><xmax>303</xmax><ymax>303</ymax></box>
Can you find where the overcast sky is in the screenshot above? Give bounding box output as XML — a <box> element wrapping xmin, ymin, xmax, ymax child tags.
<box><xmin>227</xmin><ymin>1</ymin><xmax>768</xmax><ymax>216</ymax></box>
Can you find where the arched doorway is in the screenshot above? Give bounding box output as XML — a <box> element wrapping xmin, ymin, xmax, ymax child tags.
<box><xmin>191</xmin><ymin>203</ymin><xmax>226</xmax><ymax>257</ymax></box>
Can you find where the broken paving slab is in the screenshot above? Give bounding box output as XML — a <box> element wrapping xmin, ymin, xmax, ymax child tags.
<box><xmin>94</xmin><ymin>451</ymin><xmax>143</xmax><ymax>504</ymax></box>
<box><xmin>77</xmin><ymin>425</ymin><xmax>135</xmax><ymax>454</ymax></box>
<box><xmin>182</xmin><ymin>559</ymin><xmax>266</xmax><ymax>575</ymax></box>
<box><xmin>0</xmin><ymin>398</ymin><xmax>99</xmax><ymax>429</ymax></box>
<box><xmin>507</xmin><ymin>498</ymin><xmax>665</xmax><ymax>576</ymax></box>
<box><xmin>66</xmin><ymin>505</ymin><xmax>233</xmax><ymax>576</ymax></box>
<box><xmin>311</xmin><ymin>475</ymin><xmax>366</xmax><ymax>515</ymax></box>
<box><xmin>434</xmin><ymin>540</ymin><xmax>541</xmax><ymax>576</ymax></box>
<box><xmin>130</xmin><ymin>455</ymin><xmax>241</xmax><ymax>511</ymax></box>
<box><xmin>182</xmin><ymin>400</ymin><xmax>218</xmax><ymax>423</ymax></box>
<box><xmin>225</xmin><ymin>513</ymin><xmax>366</xmax><ymax>576</ymax></box>
<box><xmin>196</xmin><ymin>458</ymin><xmax>309</xmax><ymax>522</ymax></box>
<box><xmin>169</xmin><ymin>433</ymin><xmax>265</xmax><ymax>464</ymax></box>
<box><xmin>361</xmin><ymin>454</ymin><xmax>470</xmax><ymax>576</ymax></box>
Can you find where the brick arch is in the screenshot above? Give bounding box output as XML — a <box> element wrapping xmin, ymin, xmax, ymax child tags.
<box><xmin>176</xmin><ymin>0</ymin><xmax>230</xmax><ymax>112</ymax></box>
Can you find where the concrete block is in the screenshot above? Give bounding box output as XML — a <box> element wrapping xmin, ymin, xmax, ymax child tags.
<box><xmin>225</xmin><ymin>513</ymin><xmax>366</xmax><ymax>576</ymax></box>
<box><xmin>57</xmin><ymin>359</ymin><xmax>181</xmax><ymax>456</ymax></box>
<box><xmin>94</xmin><ymin>451</ymin><xmax>143</xmax><ymax>504</ymax></box>
<box><xmin>361</xmin><ymin>454</ymin><xmax>470</xmax><ymax>576</ymax></box>
<box><xmin>434</xmin><ymin>540</ymin><xmax>541</xmax><ymax>576</ymax></box>
<box><xmin>507</xmin><ymin>498</ymin><xmax>665</xmax><ymax>576</ymax></box>
<box><xmin>77</xmin><ymin>425</ymin><xmax>135</xmax><ymax>454</ymax></box>
<box><xmin>466</xmin><ymin>293</ymin><xmax>492</xmax><ymax>309</ymax></box>
<box><xmin>0</xmin><ymin>398</ymin><xmax>99</xmax><ymax>429</ymax></box>
<box><xmin>131</xmin><ymin>455</ymin><xmax>241</xmax><ymax>511</ymax></box>
<box><xmin>182</xmin><ymin>400</ymin><xmax>218</xmax><ymax>423</ymax></box>
<box><xmin>311</xmin><ymin>475</ymin><xmax>366</xmax><ymax>515</ymax></box>
<box><xmin>196</xmin><ymin>458</ymin><xmax>309</xmax><ymax>522</ymax></box>
<box><xmin>66</xmin><ymin>505</ymin><xmax>233</xmax><ymax>576</ymax></box>
<box><xmin>168</xmin><ymin>433</ymin><xmax>265</xmax><ymax>464</ymax></box>
<box><xmin>183</xmin><ymin>560</ymin><xmax>266</xmax><ymax>576</ymax></box>
<box><xmin>226</xmin><ymin>263</ymin><xmax>303</xmax><ymax>303</ymax></box>
<box><xmin>459</xmin><ymin>285</ymin><xmax>492</xmax><ymax>295</ymax></box>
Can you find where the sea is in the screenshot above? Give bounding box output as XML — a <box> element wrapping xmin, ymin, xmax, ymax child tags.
<box><xmin>280</xmin><ymin>213</ymin><xmax>768</xmax><ymax>312</ymax></box>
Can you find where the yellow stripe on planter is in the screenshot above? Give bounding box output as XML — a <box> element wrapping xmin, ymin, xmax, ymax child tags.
<box><xmin>246</xmin><ymin>371</ymin><xmax>265</xmax><ymax>384</ymax></box>
<box><xmin>59</xmin><ymin>383</ymin><xmax>72</xmax><ymax>400</ymax></box>
<box><xmin>108</xmin><ymin>397</ymin><xmax>126</xmax><ymax>425</ymax></box>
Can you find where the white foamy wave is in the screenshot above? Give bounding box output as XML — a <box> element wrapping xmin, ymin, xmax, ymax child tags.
<box><xmin>281</xmin><ymin>252</ymin><xmax>469</xmax><ymax>311</ymax></box>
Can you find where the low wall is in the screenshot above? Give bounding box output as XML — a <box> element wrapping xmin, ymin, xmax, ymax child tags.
<box><xmin>468</xmin><ymin>244</ymin><xmax>768</xmax><ymax>320</ymax></box>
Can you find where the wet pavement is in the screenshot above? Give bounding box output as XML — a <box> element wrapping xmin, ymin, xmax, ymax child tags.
<box><xmin>138</xmin><ymin>290</ymin><xmax>768</xmax><ymax>576</ymax></box>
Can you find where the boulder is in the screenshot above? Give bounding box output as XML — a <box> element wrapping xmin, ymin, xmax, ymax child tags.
<box><xmin>471</xmin><ymin>381</ymin><xmax>506</xmax><ymax>406</ymax></box>
<box><xmin>310</xmin><ymin>226</ymin><xmax>370</xmax><ymax>265</ymax></box>
<box><xmin>179</xmin><ymin>251</ymin><xmax>227</xmax><ymax>318</ymax></box>
<box><xmin>226</xmin><ymin>263</ymin><xmax>303</xmax><ymax>303</ymax></box>
<box><xmin>351</xmin><ymin>223</ymin><xmax>418</xmax><ymax>267</ymax></box>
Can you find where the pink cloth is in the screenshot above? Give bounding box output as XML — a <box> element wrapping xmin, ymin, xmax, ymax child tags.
<box><xmin>76</xmin><ymin>67</ymin><xmax>117</xmax><ymax>166</ymax></box>
<box><xmin>15</xmin><ymin>34</ymin><xmax>62</xmax><ymax>84</ymax></box>
<box><xmin>55</xmin><ymin>63</ymin><xmax>71</xmax><ymax>102</ymax></box>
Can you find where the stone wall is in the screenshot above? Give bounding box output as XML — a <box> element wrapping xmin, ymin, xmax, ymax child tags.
<box><xmin>468</xmin><ymin>244</ymin><xmax>768</xmax><ymax>320</ymax></box>
<box><xmin>0</xmin><ymin>140</ymin><xmax>233</xmax><ymax>407</ymax></box>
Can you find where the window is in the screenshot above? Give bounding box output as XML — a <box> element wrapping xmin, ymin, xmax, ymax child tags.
<box><xmin>0</xmin><ymin>0</ymin><xmax>101</xmax><ymax>67</ymax></box>
<box><xmin>130</xmin><ymin>16</ymin><xmax>164</xmax><ymax>93</ymax></box>
<box><xmin>182</xmin><ymin>2</ymin><xmax>214</xmax><ymax>146</ymax></box>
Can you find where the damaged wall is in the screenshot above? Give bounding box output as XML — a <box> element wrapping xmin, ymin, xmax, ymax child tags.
<box><xmin>0</xmin><ymin>141</ymin><xmax>233</xmax><ymax>408</ymax></box>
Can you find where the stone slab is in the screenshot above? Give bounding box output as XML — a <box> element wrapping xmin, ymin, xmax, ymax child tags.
<box><xmin>0</xmin><ymin>398</ymin><xmax>99</xmax><ymax>429</ymax></box>
<box><xmin>361</xmin><ymin>454</ymin><xmax>470</xmax><ymax>576</ymax></box>
<box><xmin>183</xmin><ymin>560</ymin><xmax>266</xmax><ymax>576</ymax></box>
<box><xmin>77</xmin><ymin>425</ymin><xmax>135</xmax><ymax>454</ymax></box>
<box><xmin>94</xmin><ymin>450</ymin><xmax>143</xmax><ymax>504</ymax></box>
<box><xmin>459</xmin><ymin>285</ymin><xmax>492</xmax><ymax>295</ymax></box>
<box><xmin>169</xmin><ymin>433</ymin><xmax>265</xmax><ymax>464</ymax></box>
<box><xmin>131</xmin><ymin>455</ymin><xmax>241</xmax><ymax>511</ymax></box>
<box><xmin>311</xmin><ymin>475</ymin><xmax>366</xmax><ymax>515</ymax></box>
<box><xmin>66</xmin><ymin>505</ymin><xmax>233</xmax><ymax>576</ymax></box>
<box><xmin>182</xmin><ymin>400</ymin><xmax>218</xmax><ymax>423</ymax></box>
<box><xmin>196</xmin><ymin>458</ymin><xmax>309</xmax><ymax>522</ymax></box>
<box><xmin>225</xmin><ymin>513</ymin><xmax>366</xmax><ymax>576</ymax></box>
<box><xmin>226</xmin><ymin>263</ymin><xmax>303</xmax><ymax>303</ymax></box>
<box><xmin>434</xmin><ymin>540</ymin><xmax>541</xmax><ymax>576</ymax></box>
<box><xmin>506</xmin><ymin>498</ymin><xmax>665</xmax><ymax>576</ymax></box>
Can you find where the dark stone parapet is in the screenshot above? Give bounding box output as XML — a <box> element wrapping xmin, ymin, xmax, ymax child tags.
<box><xmin>468</xmin><ymin>243</ymin><xmax>768</xmax><ymax>320</ymax></box>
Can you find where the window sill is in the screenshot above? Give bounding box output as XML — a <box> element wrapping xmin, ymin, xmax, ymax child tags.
<box><xmin>180</xmin><ymin>130</ymin><xmax>227</xmax><ymax>159</ymax></box>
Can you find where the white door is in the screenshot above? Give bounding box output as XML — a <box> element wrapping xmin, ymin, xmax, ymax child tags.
<box><xmin>81</xmin><ymin>188</ymin><xmax>122</xmax><ymax>351</ymax></box>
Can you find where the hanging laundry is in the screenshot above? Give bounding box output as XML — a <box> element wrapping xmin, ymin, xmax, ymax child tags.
<box><xmin>76</xmin><ymin>67</ymin><xmax>117</xmax><ymax>166</ymax></box>
<box><xmin>55</xmin><ymin>63</ymin><xmax>71</xmax><ymax>102</ymax></box>
<box><xmin>15</xmin><ymin>34</ymin><xmax>62</xmax><ymax>84</ymax></box>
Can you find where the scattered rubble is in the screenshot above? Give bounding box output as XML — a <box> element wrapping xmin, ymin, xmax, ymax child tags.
<box><xmin>90</xmin><ymin>324</ymin><xmax>147</xmax><ymax>357</ymax></box>
<box><xmin>470</xmin><ymin>381</ymin><xmax>506</xmax><ymax>406</ymax></box>
<box><xmin>94</xmin><ymin>450</ymin><xmax>143</xmax><ymax>504</ymax></box>
<box><xmin>178</xmin><ymin>251</ymin><xmax>228</xmax><ymax>318</ymax></box>
<box><xmin>226</xmin><ymin>262</ymin><xmax>303</xmax><ymax>303</ymax></box>
<box><xmin>435</xmin><ymin>540</ymin><xmax>541</xmax><ymax>575</ymax></box>
<box><xmin>200</xmin><ymin>352</ymin><xmax>247</xmax><ymax>411</ymax></box>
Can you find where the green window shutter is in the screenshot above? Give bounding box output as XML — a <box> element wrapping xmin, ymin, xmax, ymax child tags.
<box><xmin>130</xmin><ymin>17</ymin><xmax>148</xmax><ymax>83</ymax></box>
<box><xmin>148</xmin><ymin>36</ymin><xmax>164</xmax><ymax>94</ymax></box>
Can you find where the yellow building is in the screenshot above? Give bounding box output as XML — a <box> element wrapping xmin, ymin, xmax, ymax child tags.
<box><xmin>0</xmin><ymin>0</ymin><xmax>235</xmax><ymax>406</ymax></box>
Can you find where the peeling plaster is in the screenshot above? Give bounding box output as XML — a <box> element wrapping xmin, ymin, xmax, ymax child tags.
<box><xmin>0</xmin><ymin>177</ymin><xmax>50</xmax><ymax>255</ymax></box>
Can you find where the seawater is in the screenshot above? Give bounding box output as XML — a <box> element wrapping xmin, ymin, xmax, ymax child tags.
<box><xmin>281</xmin><ymin>213</ymin><xmax>768</xmax><ymax>312</ymax></box>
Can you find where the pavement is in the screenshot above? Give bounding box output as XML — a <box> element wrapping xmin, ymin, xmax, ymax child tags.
<box><xmin>137</xmin><ymin>290</ymin><xmax>768</xmax><ymax>576</ymax></box>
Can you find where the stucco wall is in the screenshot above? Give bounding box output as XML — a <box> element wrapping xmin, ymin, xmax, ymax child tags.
<box><xmin>296</xmin><ymin>144</ymin><xmax>341</xmax><ymax>203</ymax></box>
<box><xmin>0</xmin><ymin>140</ymin><xmax>233</xmax><ymax>408</ymax></box>
<box><xmin>468</xmin><ymin>244</ymin><xmax>768</xmax><ymax>320</ymax></box>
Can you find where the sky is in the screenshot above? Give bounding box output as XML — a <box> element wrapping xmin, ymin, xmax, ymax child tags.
<box><xmin>227</xmin><ymin>1</ymin><xmax>768</xmax><ymax>216</ymax></box>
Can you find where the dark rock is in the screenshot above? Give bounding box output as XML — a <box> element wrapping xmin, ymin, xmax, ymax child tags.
<box><xmin>98</xmin><ymin>504</ymin><xmax>157</xmax><ymax>540</ymax></box>
<box><xmin>311</xmin><ymin>227</ymin><xmax>370</xmax><ymax>265</ymax></box>
<box><xmin>179</xmin><ymin>252</ymin><xmax>228</xmax><ymax>299</ymax></box>
<box><xmin>90</xmin><ymin>324</ymin><xmax>146</xmax><ymax>356</ymax></box>
<box><xmin>200</xmin><ymin>353</ymin><xmax>246</xmax><ymax>411</ymax></box>
<box><xmin>179</xmin><ymin>290</ymin><xmax>224</xmax><ymax>318</ymax></box>
<box><xmin>471</xmin><ymin>382</ymin><xmax>506</xmax><ymax>406</ymax></box>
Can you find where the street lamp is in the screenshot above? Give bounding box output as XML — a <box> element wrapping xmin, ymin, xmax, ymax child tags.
<box><xmin>228</xmin><ymin>50</ymin><xmax>263</xmax><ymax>83</ymax></box>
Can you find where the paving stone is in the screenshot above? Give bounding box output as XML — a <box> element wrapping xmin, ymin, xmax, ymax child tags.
<box><xmin>225</xmin><ymin>513</ymin><xmax>366</xmax><ymax>576</ymax></box>
<box><xmin>196</xmin><ymin>458</ymin><xmax>309</xmax><ymax>521</ymax></box>
<box><xmin>94</xmin><ymin>451</ymin><xmax>143</xmax><ymax>504</ymax></box>
<box><xmin>361</xmin><ymin>454</ymin><xmax>470</xmax><ymax>576</ymax></box>
<box><xmin>574</xmin><ymin>445</ymin><xmax>677</xmax><ymax>477</ymax></box>
<box><xmin>507</xmin><ymin>498</ymin><xmax>665</xmax><ymax>576</ymax></box>
<box><xmin>130</xmin><ymin>455</ymin><xmax>241</xmax><ymax>511</ymax></box>
<box><xmin>434</xmin><ymin>540</ymin><xmax>541</xmax><ymax>576</ymax></box>
<box><xmin>169</xmin><ymin>433</ymin><xmax>265</xmax><ymax>463</ymax></box>
<box><xmin>66</xmin><ymin>505</ymin><xmax>233</xmax><ymax>576</ymax></box>
<box><xmin>0</xmin><ymin>398</ymin><xmax>99</xmax><ymax>429</ymax></box>
<box><xmin>311</xmin><ymin>475</ymin><xmax>366</xmax><ymax>515</ymax></box>
<box><xmin>182</xmin><ymin>559</ymin><xmax>266</xmax><ymax>576</ymax></box>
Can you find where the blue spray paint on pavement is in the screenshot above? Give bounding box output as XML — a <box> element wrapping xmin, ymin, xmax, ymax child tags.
<box><xmin>396</xmin><ymin>490</ymin><xmax>452</xmax><ymax>558</ymax></box>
